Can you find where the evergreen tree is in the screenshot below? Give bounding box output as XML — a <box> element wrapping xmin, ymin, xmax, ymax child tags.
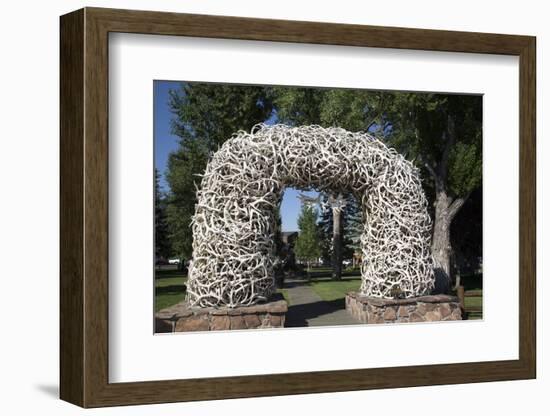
<box><xmin>318</xmin><ymin>196</ymin><xmax>333</xmax><ymax>264</ymax></box>
<box><xmin>294</xmin><ymin>205</ymin><xmax>321</xmax><ymax>274</ymax></box>
<box><xmin>154</xmin><ymin>168</ymin><xmax>172</xmax><ymax>261</ymax></box>
<box><xmin>343</xmin><ymin>196</ymin><xmax>363</xmax><ymax>263</ymax></box>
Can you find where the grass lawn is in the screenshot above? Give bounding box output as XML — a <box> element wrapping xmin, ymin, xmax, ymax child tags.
<box><xmin>463</xmin><ymin>293</ymin><xmax>483</xmax><ymax>320</ymax></box>
<box><xmin>308</xmin><ymin>279</ymin><xmax>362</xmax><ymax>302</ymax></box>
<box><xmin>155</xmin><ymin>268</ymin><xmax>187</xmax><ymax>312</ymax></box>
<box><xmin>153</xmin><ymin>267</ymin><xmax>482</xmax><ymax>320</ymax></box>
<box><xmin>453</xmin><ymin>273</ymin><xmax>483</xmax><ymax>320</ymax></box>
<box><xmin>307</xmin><ymin>276</ymin><xmax>483</xmax><ymax>320</ymax></box>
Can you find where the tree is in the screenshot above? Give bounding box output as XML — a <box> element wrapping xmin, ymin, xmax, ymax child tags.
<box><xmin>154</xmin><ymin>168</ymin><xmax>172</xmax><ymax>261</ymax></box>
<box><xmin>385</xmin><ymin>93</ymin><xmax>482</xmax><ymax>292</ymax></box>
<box><xmin>271</xmin><ymin>87</ymin><xmax>324</xmax><ymax>126</ymax></box>
<box><xmin>342</xmin><ymin>196</ymin><xmax>363</xmax><ymax>266</ymax></box>
<box><xmin>294</xmin><ymin>205</ymin><xmax>321</xmax><ymax>274</ymax></box>
<box><xmin>319</xmin><ymin>193</ymin><xmax>362</xmax><ymax>276</ymax></box>
<box><xmin>330</xmin><ymin>195</ymin><xmax>344</xmax><ymax>280</ymax></box>
<box><xmin>165</xmin><ymin>82</ymin><xmax>274</xmax><ymax>261</ymax></box>
<box><xmin>318</xmin><ymin>196</ymin><xmax>333</xmax><ymax>264</ymax></box>
<box><xmin>165</xmin><ymin>140</ymin><xmax>208</xmax><ymax>262</ymax></box>
<box><xmin>272</xmin><ymin>209</ymin><xmax>285</xmax><ymax>288</ymax></box>
<box><xmin>273</xmin><ymin>87</ymin><xmax>389</xmax><ymax>134</ymax></box>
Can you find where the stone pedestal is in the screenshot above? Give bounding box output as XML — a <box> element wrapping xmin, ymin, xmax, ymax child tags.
<box><xmin>345</xmin><ymin>292</ymin><xmax>462</xmax><ymax>324</ymax></box>
<box><xmin>155</xmin><ymin>294</ymin><xmax>288</xmax><ymax>333</ymax></box>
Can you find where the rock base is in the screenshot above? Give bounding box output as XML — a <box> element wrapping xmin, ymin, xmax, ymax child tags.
<box><xmin>155</xmin><ymin>294</ymin><xmax>288</xmax><ymax>333</ymax></box>
<box><xmin>345</xmin><ymin>292</ymin><xmax>462</xmax><ymax>324</ymax></box>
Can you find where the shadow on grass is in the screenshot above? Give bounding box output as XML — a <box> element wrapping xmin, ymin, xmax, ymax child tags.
<box><xmin>284</xmin><ymin>280</ymin><xmax>311</xmax><ymax>288</ymax></box>
<box><xmin>285</xmin><ymin>298</ymin><xmax>346</xmax><ymax>327</ymax></box>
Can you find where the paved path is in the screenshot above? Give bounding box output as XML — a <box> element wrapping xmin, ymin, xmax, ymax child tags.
<box><xmin>284</xmin><ymin>279</ymin><xmax>360</xmax><ymax>327</ymax></box>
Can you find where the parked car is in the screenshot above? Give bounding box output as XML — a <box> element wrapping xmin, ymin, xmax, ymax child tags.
<box><xmin>168</xmin><ymin>258</ymin><xmax>181</xmax><ymax>265</ymax></box>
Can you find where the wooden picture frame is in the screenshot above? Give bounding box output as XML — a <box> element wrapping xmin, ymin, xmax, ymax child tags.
<box><xmin>60</xmin><ymin>7</ymin><xmax>536</xmax><ymax>408</ymax></box>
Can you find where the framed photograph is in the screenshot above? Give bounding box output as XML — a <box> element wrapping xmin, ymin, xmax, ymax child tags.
<box><xmin>60</xmin><ymin>7</ymin><xmax>536</xmax><ymax>408</ymax></box>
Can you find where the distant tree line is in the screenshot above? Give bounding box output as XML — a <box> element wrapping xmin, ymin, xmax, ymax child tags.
<box><xmin>154</xmin><ymin>82</ymin><xmax>482</xmax><ymax>291</ymax></box>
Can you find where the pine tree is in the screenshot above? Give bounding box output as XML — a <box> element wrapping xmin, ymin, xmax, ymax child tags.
<box><xmin>154</xmin><ymin>168</ymin><xmax>172</xmax><ymax>261</ymax></box>
<box><xmin>343</xmin><ymin>196</ymin><xmax>362</xmax><ymax>265</ymax></box>
<box><xmin>294</xmin><ymin>205</ymin><xmax>321</xmax><ymax>274</ymax></box>
<box><xmin>318</xmin><ymin>195</ymin><xmax>334</xmax><ymax>264</ymax></box>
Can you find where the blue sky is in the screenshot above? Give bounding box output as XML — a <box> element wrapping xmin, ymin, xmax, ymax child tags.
<box><xmin>153</xmin><ymin>80</ymin><xmax>317</xmax><ymax>232</ymax></box>
<box><xmin>154</xmin><ymin>81</ymin><xmax>181</xmax><ymax>191</ymax></box>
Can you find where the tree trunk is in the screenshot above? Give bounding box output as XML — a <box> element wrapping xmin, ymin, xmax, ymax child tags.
<box><xmin>425</xmin><ymin>113</ymin><xmax>471</xmax><ymax>294</ymax></box>
<box><xmin>332</xmin><ymin>207</ymin><xmax>343</xmax><ymax>280</ymax></box>
<box><xmin>431</xmin><ymin>191</ymin><xmax>452</xmax><ymax>293</ymax></box>
<box><xmin>454</xmin><ymin>272</ymin><xmax>462</xmax><ymax>291</ymax></box>
<box><xmin>427</xmin><ymin>113</ymin><xmax>455</xmax><ymax>295</ymax></box>
<box><xmin>431</xmin><ymin>190</ymin><xmax>468</xmax><ymax>293</ymax></box>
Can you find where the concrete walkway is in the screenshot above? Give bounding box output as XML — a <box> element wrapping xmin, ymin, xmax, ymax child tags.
<box><xmin>284</xmin><ymin>279</ymin><xmax>360</xmax><ymax>327</ymax></box>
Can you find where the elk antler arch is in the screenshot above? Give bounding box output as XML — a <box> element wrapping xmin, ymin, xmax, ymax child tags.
<box><xmin>187</xmin><ymin>124</ymin><xmax>434</xmax><ymax>308</ymax></box>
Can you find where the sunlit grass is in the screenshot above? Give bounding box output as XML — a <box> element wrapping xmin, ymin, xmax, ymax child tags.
<box><xmin>308</xmin><ymin>279</ymin><xmax>362</xmax><ymax>302</ymax></box>
<box><xmin>155</xmin><ymin>269</ymin><xmax>187</xmax><ymax>312</ymax></box>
